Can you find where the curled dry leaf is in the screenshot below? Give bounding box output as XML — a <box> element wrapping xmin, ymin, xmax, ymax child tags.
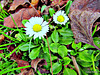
<box><xmin>31</xmin><ymin>58</ymin><xmax>47</xmax><ymax>71</ymax></box>
<box><xmin>0</xmin><ymin>34</ymin><xmax>4</xmax><ymax>44</ymax></box>
<box><xmin>16</xmin><ymin>60</ymin><xmax>29</xmax><ymax>72</ymax></box>
<box><xmin>8</xmin><ymin>0</ymin><xmax>29</xmax><ymax>11</ymax></box>
<box><xmin>4</xmin><ymin>8</ymin><xmax>40</xmax><ymax>28</ymax></box>
<box><xmin>68</xmin><ymin>0</ymin><xmax>100</xmax><ymax>50</ymax></box>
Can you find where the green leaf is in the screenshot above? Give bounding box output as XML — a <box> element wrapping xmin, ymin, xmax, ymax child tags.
<box><xmin>72</xmin><ymin>41</ymin><xmax>82</xmax><ymax>50</ymax></box>
<box><xmin>15</xmin><ymin>33</ymin><xmax>27</xmax><ymax>42</ymax></box>
<box><xmin>78</xmin><ymin>50</ymin><xmax>92</xmax><ymax>62</ymax></box>
<box><xmin>29</xmin><ymin>46</ymin><xmax>41</xmax><ymax>60</ymax></box>
<box><xmin>70</xmin><ymin>50</ymin><xmax>78</xmax><ymax>56</ymax></box>
<box><xmin>42</xmin><ymin>15</ymin><xmax>50</xmax><ymax>22</ymax></box>
<box><xmin>93</xmin><ymin>37</ymin><xmax>100</xmax><ymax>48</ymax></box>
<box><xmin>49</xmin><ymin>8</ymin><xmax>55</xmax><ymax>17</ymax></box>
<box><xmin>50</xmin><ymin>43</ymin><xmax>60</xmax><ymax>53</ymax></box>
<box><xmin>19</xmin><ymin>43</ymin><xmax>38</xmax><ymax>51</ymax></box>
<box><xmin>51</xmin><ymin>29</ymin><xmax>59</xmax><ymax>43</ymax></box>
<box><xmin>41</xmin><ymin>5</ymin><xmax>47</xmax><ymax>13</ymax></box>
<box><xmin>63</xmin><ymin>57</ymin><xmax>71</xmax><ymax>66</ymax></box>
<box><xmin>59</xmin><ymin>36</ymin><xmax>74</xmax><ymax>45</ymax></box>
<box><xmin>58</xmin><ymin>45</ymin><xmax>68</xmax><ymax>58</ymax></box>
<box><xmin>50</xmin><ymin>62</ymin><xmax>62</xmax><ymax>74</ymax></box>
<box><xmin>58</xmin><ymin>28</ymin><xmax>73</xmax><ymax>36</ymax></box>
<box><xmin>76</xmin><ymin>57</ymin><xmax>92</xmax><ymax>67</ymax></box>
<box><xmin>22</xmin><ymin>20</ymin><xmax>29</xmax><ymax>26</ymax></box>
<box><xmin>63</xmin><ymin>68</ymin><xmax>77</xmax><ymax>75</ymax></box>
<box><xmin>65</xmin><ymin>0</ymin><xmax>72</xmax><ymax>15</ymax></box>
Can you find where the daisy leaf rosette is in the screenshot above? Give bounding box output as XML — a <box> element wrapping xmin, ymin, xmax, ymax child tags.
<box><xmin>53</xmin><ymin>10</ymin><xmax>69</xmax><ymax>25</ymax></box>
<box><xmin>24</xmin><ymin>17</ymin><xmax>49</xmax><ymax>39</ymax></box>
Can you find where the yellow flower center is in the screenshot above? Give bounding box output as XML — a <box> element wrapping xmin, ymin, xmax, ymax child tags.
<box><xmin>33</xmin><ymin>24</ymin><xmax>42</xmax><ymax>32</ymax></box>
<box><xmin>57</xmin><ymin>15</ymin><xmax>65</xmax><ymax>22</ymax></box>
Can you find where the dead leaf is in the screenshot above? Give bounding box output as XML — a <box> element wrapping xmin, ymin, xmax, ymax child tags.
<box><xmin>71</xmin><ymin>56</ymin><xmax>80</xmax><ymax>75</ymax></box>
<box><xmin>51</xmin><ymin>0</ymin><xmax>69</xmax><ymax>6</ymax></box>
<box><xmin>30</xmin><ymin>0</ymin><xmax>39</xmax><ymax>8</ymax></box>
<box><xmin>68</xmin><ymin>0</ymin><xmax>100</xmax><ymax>50</ymax></box>
<box><xmin>16</xmin><ymin>60</ymin><xmax>29</xmax><ymax>72</ymax></box>
<box><xmin>31</xmin><ymin>58</ymin><xmax>47</xmax><ymax>71</ymax></box>
<box><xmin>18</xmin><ymin>69</ymin><xmax>34</xmax><ymax>75</ymax></box>
<box><xmin>4</xmin><ymin>8</ymin><xmax>40</xmax><ymax>28</ymax></box>
<box><xmin>70</xmin><ymin>0</ymin><xmax>100</xmax><ymax>12</ymax></box>
<box><xmin>0</xmin><ymin>34</ymin><xmax>4</xmax><ymax>44</ymax></box>
<box><xmin>8</xmin><ymin>0</ymin><xmax>29</xmax><ymax>11</ymax></box>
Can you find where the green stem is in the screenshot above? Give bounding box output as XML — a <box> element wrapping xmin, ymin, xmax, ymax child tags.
<box><xmin>92</xmin><ymin>51</ymin><xmax>98</xmax><ymax>75</ymax></box>
<box><xmin>0</xmin><ymin>65</ymin><xmax>31</xmax><ymax>74</ymax></box>
<box><xmin>0</xmin><ymin>43</ymin><xmax>15</xmax><ymax>47</ymax></box>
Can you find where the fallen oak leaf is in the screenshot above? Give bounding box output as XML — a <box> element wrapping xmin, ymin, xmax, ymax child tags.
<box><xmin>4</xmin><ymin>8</ymin><xmax>40</xmax><ymax>28</ymax></box>
<box><xmin>8</xmin><ymin>0</ymin><xmax>29</xmax><ymax>11</ymax></box>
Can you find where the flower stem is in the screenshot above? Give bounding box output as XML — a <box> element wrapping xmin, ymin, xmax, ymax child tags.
<box><xmin>46</xmin><ymin>34</ymin><xmax>53</xmax><ymax>75</ymax></box>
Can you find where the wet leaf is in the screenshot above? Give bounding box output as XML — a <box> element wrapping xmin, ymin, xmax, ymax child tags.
<box><xmin>69</xmin><ymin>0</ymin><xmax>100</xmax><ymax>50</ymax></box>
<box><xmin>4</xmin><ymin>8</ymin><xmax>40</xmax><ymax>28</ymax></box>
<box><xmin>16</xmin><ymin>60</ymin><xmax>29</xmax><ymax>72</ymax></box>
<box><xmin>31</xmin><ymin>58</ymin><xmax>47</xmax><ymax>71</ymax></box>
<box><xmin>8</xmin><ymin>0</ymin><xmax>29</xmax><ymax>11</ymax></box>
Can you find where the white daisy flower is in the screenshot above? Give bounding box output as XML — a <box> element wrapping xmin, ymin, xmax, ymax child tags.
<box><xmin>24</xmin><ymin>17</ymin><xmax>49</xmax><ymax>39</ymax></box>
<box><xmin>53</xmin><ymin>10</ymin><xmax>69</xmax><ymax>25</ymax></box>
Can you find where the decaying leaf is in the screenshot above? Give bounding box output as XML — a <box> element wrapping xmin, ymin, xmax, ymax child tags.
<box><xmin>16</xmin><ymin>60</ymin><xmax>29</xmax><ymax>72</ymax></box>
<box><xmin>51</xmin><ymin>0</ymin><xmax>69</xmax><ymax>6</ymax></box>
<box><xmin>68</xmin><ymin>0</ymin><xmax>100</xmax><ymax>50</ymax></box>
<box><xmin>70</xmin><ymin>0</ymin><xmax>100</xmax><ymax>12</ymax></box>
<box><xmin>30</xmin><ymin>0</ymin><xmax>39</xmax><ymax>8</ymax></box>
<box><xmin>4</xmin><ymin>8</ymin><xmax>40</xmax><ymax>28</ymax></box>
<box><xmin>8</xmin><ymin>0</ymin><xmax>29</xmax><ymax>11</ymax></box>
<box><xmin>31</xmin><ymin>58</ymin><xmax>47</xmax><ymax>71</ymax></box>
<box><xmin>0</xmin><ymin>34</ymin><xmax>4</xmax><ymax>44</ymax></box>
<box><xmin>18</xmin><ymin>69</ymin><xmax>34</xmax><ymax>75</ymax></box>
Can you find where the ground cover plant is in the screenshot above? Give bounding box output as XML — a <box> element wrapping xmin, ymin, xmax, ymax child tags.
<box><xmin>0</xmin><ymin>0</ymin><xmax>100</xmax><ymax>75</ymax></box>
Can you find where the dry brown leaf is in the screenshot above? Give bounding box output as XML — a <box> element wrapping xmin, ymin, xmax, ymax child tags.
<box><xmin>4</xmin><ymin>8</ymin><xmax>40</xmax><ymax>28</ymax></box>
<box><xmin>71</xmin><ymin>56</ymin><xmax>80</xmax><ymax>75</ymax></box>
<box><xmin>0</xmin><ymin>34</ymin><xmax>4</xmax><ymax>44</ymax></box>
<box><xmin>31</xmin><ymin>58</ymin><xmax>47</xmax><ymax>71</ymax></box>
<box><xmin>16</xmin><ymin>60</ymin><xmax>29</xmax><ymax>72</ymax></box>
<box><xmin>18</xmin><ymin>69</ymin><xmax>34</xmax><ymax>75</ymax></box>
<box><xmin>30</xmin><ymin>0</ymin><xmax>39</xmax><ymax>8</ymax></box>
<box><xmin>8</xmin><ymin>0</ymin><xmax>29</xmax><ymax>11</ymax></box>
<box><xmin>51</xmin><ymin>0</ymin><xmax>69</xmax><ymax>6</ymax></box>
<box><xmin>70</xmin><ymin>0</ymin><xmax>100</xmax><ymax>12</ymax></box>
<box><xmin>68</xmin><ymin>0</ymin><xmax>100</xmax><ymax>50</ymax></box>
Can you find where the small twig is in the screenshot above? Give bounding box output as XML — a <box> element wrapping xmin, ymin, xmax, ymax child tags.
<box><xmin>46</xmin><ymin>34</ymin><xmax>53</xmax><ymax>75</ymax></box>
<box><xmin>28</xmin><ymin>2</ymin><xmax>40</xmax><ymax>17</ymax></box>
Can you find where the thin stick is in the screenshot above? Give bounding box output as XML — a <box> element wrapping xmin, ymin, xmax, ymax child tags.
<box><xmin>46</xmin><ymin>34</ymin><xmax>53</xmax><ymax>75</ymax></box>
